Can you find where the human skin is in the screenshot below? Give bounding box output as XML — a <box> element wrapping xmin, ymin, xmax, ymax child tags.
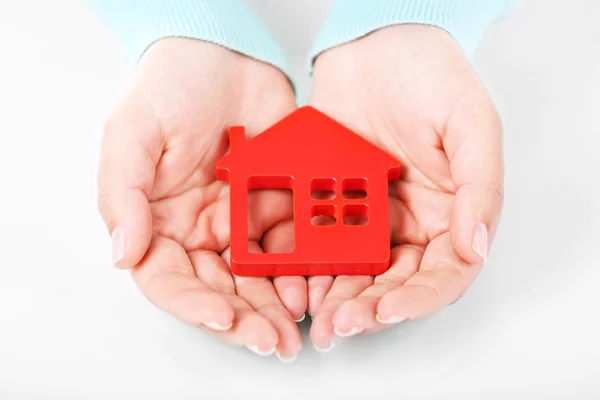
<box><xmin>304</xmin><ymin>25</ymin><xmax>504</xmax><ymax>350</ymax></box>
<box><xmin>96</xmin><ymin>38</ymin><xmax>305</xmax><ymax>361</ymax></box>
<box><xmin>97</xmin><ymin>24</ymin><xmax>504</xmax><ymax>357</ymax></box>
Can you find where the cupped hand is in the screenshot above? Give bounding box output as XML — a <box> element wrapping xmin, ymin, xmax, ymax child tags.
<box><xmin>97</xmin><ymin>38</ymin><xmax>305</xmax><ymax>360</ymax></box>
<box><xmin>307</xmin><ymin>25</ymin><xmax>504</xmax><ymax>350</ymax></box>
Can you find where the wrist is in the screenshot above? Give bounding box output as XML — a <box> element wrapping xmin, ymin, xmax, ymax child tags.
<box><xmin>88</xmin><ymin>0</ymin><xmax>292</xmax><ymax>84</ymax></box>
<box><xmin>313</xmin><ymin>24</ymin><xmax>464</xmax><ymax>74</ymax></box>
<box><xmin>132</xmin><ymin>37</ymin><xmax>295</xmax><ymax>114</ymax></box>
<box><xmin>309</xmin><ymin>0</ymin><xmax>518</xmax><ymax>70</ymax></box>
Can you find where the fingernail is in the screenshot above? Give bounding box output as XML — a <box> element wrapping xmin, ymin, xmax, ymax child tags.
<box><xmin>246</xmin><ymin>344</ymin><xmax>275</xmax><ymax>357</ymax></box>
<box><xmin>203</xmin><ymin>321</ymin><xmax>233</xmax><ymax>331</ymax></box>
<box><xmin>276</xmin><ymin>352</ymin><xmax>298</xmax><ymax>363</ymax></box>
<box><xmin>472</xmin><ymin>222</ymin><xmax>489</xmax><ymax>261</ymax></box>
<box><xmin>111</xmin><ymin>227</ymin><xmax>125</xmax><ymax>264</ymax></box>
<box><xmin>333</xmin><ymin>326</ymin><xmax>364</xmax><ymax>338</ymax></box>
<box><xmin>376</xmin><ymin>314</ymin><xmax>406</xmax><ymax>324</ymax></box>
<box><xmin>314</xmin><ymin>342</ymin><xmax>335</xmax><ymax>353</ymax></box>
<box><xmin>294</xmin><ymin>313</ymin><xmax>306</xmax><ymax>323</ymax></box>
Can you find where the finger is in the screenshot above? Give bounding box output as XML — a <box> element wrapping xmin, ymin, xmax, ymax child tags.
<box><xmin>376</xmin><ymin>232</ymin><xmax>482</xmax><ymax>323</ymax></box>
<box><xmin>307</xmin><ymin>276</ymin><xmax>334</xmax><ymax>317</ymax></box>
<box><xmin>309</xmin><ymin>276</ymin><xmax>373</xmax><ymax>352</ymax></box>
<box><xmin>130</xmin><ymin>235</ymin><xmax>234</xmax><ymax>330</ymax></box>
<box><xmin>98</xmin><ymin>101</ymin><xmax>162</xmax><ymax>269</ymax></box>
<box><xmin>332</xmin><ymin>245</ymin><xmax>422</xmax><ymax>334</ymax></box>
<box><xmin>274</xmin><ymin>274</ymin><xmax>308</xmax><ymax>323</ymax></box>
<box><xmin>187</xmin><ymin>247</ymin><xmax>279</xmax><ymax>355</ymax></box>
<box><xmin>443</xmin><ymin>96</ymin><xmax>504</xmax><ymax>264</ymax></box>
<box><xmin>223</xmin><ymin>244</ymin><xmax>302</xmax><ymax>362</ymax></box>
<box><xmin>261</xmin><ymin>220</ymin><xmax>308</xmax><ymax>321</ymax></box>
<box><xmin>305</xmin><ymin>217</ymin><xmax>336</xmax><ymax>319</ymax></box>
<box><xmin>188</xmin><ymin>249</ymin><xmax>235</xmax><ymax>294</ymax></box>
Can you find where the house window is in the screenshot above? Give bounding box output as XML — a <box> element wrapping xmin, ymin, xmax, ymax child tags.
<box><xmin>310</xmin><ymin>177</ymin><xmax>369</xmax><ymax>227</ymax></box>
<box><xmin>343</xmin><ymin>204</ymin><xmax>369</xmax><ymax>226</ymax></box>
<box><xmin>311</xmin><ymin>178</ymin><xmax>336</xmax><ymax>200</ymax></box>
<box><xmin>342</xmin><ymin>177</ymin><xmax>367</xmax><ymax>199</ymax></box>
<box><xmin>247</xmin><ymin>175</ymin><xmax>295</xmax><ymax>252</ymax></box>
<box><xmin>311</xmin><ymin>204</ymin><xmax>336</xmax><ymax>226</ymax></box>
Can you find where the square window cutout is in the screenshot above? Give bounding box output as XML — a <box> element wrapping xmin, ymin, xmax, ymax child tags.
<box><xmin>311</xmin><ymin>178</ymin><xmax>336</xmax><ymax>200</ymax></box>
<box><xmin>342</xmin><ymin>178</ymin><xmax>367</xmax><ymax>199</ymax></box>
<box><xmin>311</xmin><ymin>204</ymin><xmax>336</xmax><ymax>226</ymax></box>
<box><xmin>343</xmin><ymin>204</ymin><xmax>368</xmax><ymax>226</ymax></box>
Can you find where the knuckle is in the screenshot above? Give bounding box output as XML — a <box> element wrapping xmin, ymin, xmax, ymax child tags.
<box><xmin>96</xmin><ymin>188</ymin><xmax>114</xmax><ymax>220</ymax></box>
<box><xmin>96</xmin><ymin>181</ymin><xmax>122</xmax><ymax>223</ymax></box>
<box><xmin>205</xmin><ymin>281</ymin><xmax>234</xmax><ymax>294</ymax></box>
<box><xmin>481</xmin><ymin>183</ymin><xmax>505</xmax><ymax>209</ymax></box>
<box><xmin>403</xmin><ymin>282</ymin><xmax>443</xmax><ymax>308</ymax></box>
<box><xmin>415</xmin><ymin>262</ymin><xmax>471</xmax><ymax>304</ymax></box>
<box><xmin>256</xmin><ymin>302</ymin><xmax>284</xmax><ymax>317</ymax></box>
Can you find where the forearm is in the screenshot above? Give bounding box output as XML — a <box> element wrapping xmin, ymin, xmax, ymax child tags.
<box><xmin>88</xmin><ymin>0</ymin><xmax>290</xmax><ymax>77</ymax></box>
<box><xmin>309</xmin><ymin>0</ymin><xmax>518</xmax><ymax>67</ymax></box>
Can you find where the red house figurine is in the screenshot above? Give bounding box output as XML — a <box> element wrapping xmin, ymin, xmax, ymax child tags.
<box><xmin>216</xmin><ymin>106</ymin><xmax>401</xmax><ymax>277</ymax></box>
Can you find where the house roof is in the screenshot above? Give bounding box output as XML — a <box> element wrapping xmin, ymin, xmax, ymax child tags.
<box><xmin>216</xmin><ymin>106</ymin><xmax>401</xmax><ymax>175</ymax></box>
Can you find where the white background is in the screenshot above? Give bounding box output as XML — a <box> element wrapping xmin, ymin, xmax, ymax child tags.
<box><xmin>1</xmin><ymin>0</ymin><xmax>599</xmax><ymax>398</ymax></box>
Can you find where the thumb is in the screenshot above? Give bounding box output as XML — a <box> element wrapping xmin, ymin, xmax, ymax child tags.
<box><xmin>445</xmin><ymin>98</ymin><xmax>504</xmax><ymax>264</ymax></box>
<box><xmin>97</xmin><ymin>102</ymin><xmax>162</xmax><ymax>269</ymax></box>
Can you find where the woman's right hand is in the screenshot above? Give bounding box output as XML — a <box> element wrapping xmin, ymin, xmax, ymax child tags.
<box><xmin>97</xmin><ymin>38</ymin><xmax>305</xmax><ymax>361</ymax></box>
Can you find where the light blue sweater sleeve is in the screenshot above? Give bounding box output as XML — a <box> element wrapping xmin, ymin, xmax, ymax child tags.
<box><xmin>310</xmin><ymin>0</ymin><xmax>518</xmax><ymax>68</ymax></box>
<box><xmin>89</xmin><ymin>0</ymin><xmax>518</xmax><ymax>85</ymax></box>
<box><xmin>88</xmin><ymin>0</ymin><xmax>290</xmax><ymax>78</ymax></box>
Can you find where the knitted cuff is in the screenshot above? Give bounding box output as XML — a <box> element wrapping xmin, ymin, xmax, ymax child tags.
<box><xmin>89</xmin><ymin>0</ymin><xmax>291</xmax><ymax>79</ymax></box>
<box><xmin>309</xmin><ymin>0</ymin><xmax>518</xmax><ymax>70</ymax></box>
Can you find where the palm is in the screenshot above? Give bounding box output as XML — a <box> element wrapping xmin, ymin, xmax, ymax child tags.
<box><xmin>305</xmin><ymin>25</ymin><xmax>503</xmax><ymax>348</ymax></box>
<box><xmin>145</xmin><ymin>138</ymin><xmax>304</xmax><ymax>359</ymax></box>
<box><xmin>102</xmin><ymin>39</ymin><xmax>305</xmax><ymax>359</ymax></box>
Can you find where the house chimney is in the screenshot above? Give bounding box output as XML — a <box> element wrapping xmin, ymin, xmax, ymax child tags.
<box><xmin>229</xmin><ymin>126</ymin><xmax>246</xmax><ymax>152</ymax></box>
